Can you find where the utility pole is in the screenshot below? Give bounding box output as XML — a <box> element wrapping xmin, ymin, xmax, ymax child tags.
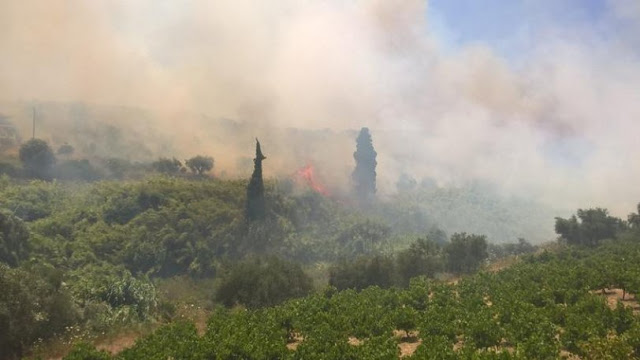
<box><xmin>32</xmin><ymin>107</ymin><xmax>36</xmax><ymax>139</ymax></box>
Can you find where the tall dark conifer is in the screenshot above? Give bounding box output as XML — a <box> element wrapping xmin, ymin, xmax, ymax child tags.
<box><xmin>352</xmin><ymin>127</ymin><xmax>377</xmax><ymax>202</ymax></box>
<box><xmin>246</xmin><ymin>138</ymin><xmax>267</xmax><ymax>221</ymax></box>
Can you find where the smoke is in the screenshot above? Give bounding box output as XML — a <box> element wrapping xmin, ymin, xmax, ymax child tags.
<box><xmin>0</xmin><ymin>0</ymin><xmax>639</xmax><ymax>216</ymax></box>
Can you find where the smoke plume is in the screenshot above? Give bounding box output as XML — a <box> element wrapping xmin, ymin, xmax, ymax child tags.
<box><xmin>1</xmin><ymin>0</ymin><xmax>639</xmax><ymax>216</ymax></box>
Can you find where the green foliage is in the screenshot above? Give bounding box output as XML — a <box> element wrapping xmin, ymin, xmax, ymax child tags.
<box><xmin>204</xmin><ymin>307</ymin><xmax>290</xmax><ymax>359</ymax></box>
<box><xmin>446</xmin><ymin>232</ymin><xmax>489</xmax><ymax>274</ymax></box>
<box><xmin>19</xmin><ymin>138</ymin><xmax>57</xmax><ymax>180</ymax></box>
<box><xmin>8</xmin><ymin>174</ymin><xmax>639</xmax><ymax>359</ymax></box>
<box><xmin>396</xmin><ymin>238</ymin><xmax>444</xmax><ymax>286</ymax></box>
<box><xmin>215</xmin><ymin>256</ymin><xmax>313</xmax><ymax>308</ymax></box>
<box><xmin>151</xmin><ymin>157</ymin><xmax>183</xmax><ymax>175</ymax></box>
<box><xmin>488</xmin><ymin>238</ymin><xmax>536</xmax><ymax>260</ymax></box>
<box><xmin>329</xmin><ymin>255</ymin><xmax>396</xmax><ymax>291</ymax></box>
<box><xmin>185</xmin><ymin>155</ymin><xmax>214</xmax><ymax>175</ymax></box>
<box><xmin>0</xmin><ymin>209</ymin><xmax>30</xmax><ymax>267</ymax></box>
<box><xmin>56</xmin><ymin>238</ymin><xmax>640</xmax><ymax>359</ymax></box>
<box><xmin>555</xmin><ymin>208</ymin><xmax>625</xmax><ymax>246</ymax></box>
<box><xmin>68</xmin><ymin>264</ymin><xmax>157</xmax><ymax>321</ymax></box>
<box><xmin>0</xmin><ymin>263</ymin><xmax>77</xmax><ymax>360</ymax></box>
<box><xmin>334</xmin><ymin>219</ymin><xmax>391</xmax><ymax>258</ymax></box>
<box><xmin>117</xmin><ymin>322</ymin><xmax>204</xmax><ymax>360</ymax></box>
<box><xmin>0</xmin><ymin>179</ymin><xmax>68</xmax><ymax>221</ymax></box>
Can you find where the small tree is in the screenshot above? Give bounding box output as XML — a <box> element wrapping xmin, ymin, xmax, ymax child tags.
<box><xmin>215</xmin><ymin>257</ymin><xmax>313</xmax><ymax>308</ymax></box>
<box><xmin>328</xmin><ymin>254</ymin><xmax>396</xmax><ymax>290</ymax></box>
<box><xmin>396</xmin><ymin>238</ymin><xmax>444</xmax><ymax>286</ymax></box>
<box><xmin>352</xmin><ymin>127</ymin><xmax>377</xmax><ymax>202</ymax></box>
<box><xmin>445</xmin><ymin>233</ymin><xmax>488</xmax><ymax>274</ymax></box>
<box><xmin>185</xmin><ymin>155</ymin><xmax>214</xmax><ymax>175</ymax></box>
<box><xmin>19</xmin><ymin>139</ymin><xmax>56</xmax><ymax>180</ymax></box>
<box><xmin>555</xmin><ymin>208</ymin><xmax>625</xmax><ymax>246</ymax></box>
<box><xmin>151</xmin><ymin>157</ymin><xmax>183</xmax><ymax>175</ymax></box>
<box><xmin>246</xmin><ymin>139</ymin><xmax>266</xmax><ymax>221</ymax></box>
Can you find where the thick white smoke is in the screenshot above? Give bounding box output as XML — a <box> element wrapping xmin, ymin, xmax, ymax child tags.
<box><xmin>0</xmin><ymin>0</ymin><xmax>639</xmax><ymax>215</ymax></box>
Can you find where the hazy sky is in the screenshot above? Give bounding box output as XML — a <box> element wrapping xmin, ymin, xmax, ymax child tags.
<box><xmin>0</xmin><ymin>0</ymin><xmax>639</xmax><ymax>216</ymax></box>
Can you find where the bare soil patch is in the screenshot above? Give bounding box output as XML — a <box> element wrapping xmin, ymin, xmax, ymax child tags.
<box><xmin>592</xmin><ymin>288</ymin><xmax>640</xmax><ymax>314</ymax></box>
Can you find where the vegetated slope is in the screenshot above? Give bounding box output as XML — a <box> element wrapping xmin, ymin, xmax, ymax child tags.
<box><xmin>387</xmin><ymin>181</ymin><xmax>559</xmax><ymax>244</ymax></box>
<box><xmin>0</xmin><ymin>176</ymin><xmax>402</xmax><ymax>360</ymax></box>
<box><xmin>0</xmin><ymin>176</ymin><xmax>399</xmax><ymax>269</ymax></box>
<box><xmin>66</xmin><ymin>238</ymin><xmax>640</xmax><ymax>359</ymax></box>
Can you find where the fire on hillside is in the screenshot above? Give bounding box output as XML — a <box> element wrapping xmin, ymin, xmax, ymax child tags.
<box><xmin>294</xmin><ymin>163</ymin><xmax>329</xmax><ymax>196</ymax></box>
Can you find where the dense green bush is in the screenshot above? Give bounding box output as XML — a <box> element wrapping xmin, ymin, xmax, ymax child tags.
<box><xmin>117</xmin><ymin>322</ymin><xmax>203</xmax><ymax>360</ymax></box>
<box><xmin>0</xmin><ymin>209</ymin><xmax>30</xmax><ymax>267</ymax></box>
<box><xmin>487</xmin><ymin>237</ymin><xmax>536</xmax><ymax>260</ymax></box>
<box><xmin>68</xmin><ymin>264</ymin><xmax>158</xmax><ymax>321</ymax></box>
<box><xmin>0</xmin><ymin>180</ymin><xmax>68</xmax><ymax>221</ymax></box>
<box><xmin>19</xmin><ymin>138</ymin><xmax>56</xmax><ymax>180</ymax></box>
<box><xmin>151</xmin><ymin>157</ymin><xmax>183</xmax><ymax>175</ymax></box>
<box><xmin>555</xmin><ymin>208</ymin><xmax>627</xmax><ymax>246</ymax></box>
<box><xmin>215</xmin><ymin>256</ymin><xmax>313</xmax><ymax>308</ymax></box>
<box><xmin>446</xmin><ymin>232</ymin><xmax>488</xmax><ymax>274</ymax></box>
<box><xmin>396</xmin><ymin>238</ymin><xmax>444</xmax><ymax>286</ymax></box>
<box><xmin>0</xmin><ymin>264</ymin><xmax>77</xmax><ymax>360</ymax></box>
<box><xmin>329</xmin><ymin>255</ymin><xmax>396</xmax><ymax>291</ymax></box>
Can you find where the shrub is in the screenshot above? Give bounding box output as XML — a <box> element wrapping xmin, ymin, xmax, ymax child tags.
<box><xmin>215</xmin><ymin>257</ymin><xmax>313</xmax><ymax>308</ymax></box>
<box><xmin>185</xmin><ymin>155</ymin><xmax>214</xmax><ymax>175</ymax></box>
<box><xmin>19</xmin><ymin>138</ymin><xmax>56</xmax><ymax>180</ymax></box>
<box><xmin>329</xmin><ymin>255</ymin><xmax>396</xmax><ymax>290</ymax></box>
<box><xmin>0</xmin><ymin>263</ymin><xmax>77</xmax><ymax>360</ymax></box>
<box><xmin>396</xmin><ymin>237</ymin><xmax>444</xmax><ymax>286</ymax></box>
<box><xmin>0</xmin><ymin>209</ymin><xmax>30</xmax><ymax>267</ymax></box>
<box><xmin>445</xmin><ymin>233</ymin><xmax>488</xmax><ymax>274</ymax></box>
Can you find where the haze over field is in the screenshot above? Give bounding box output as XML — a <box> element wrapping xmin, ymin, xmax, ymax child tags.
<box><xmin>1</xmin><ymin>0</ymin><xmax>639</xmax><ymax>216</ymax></box>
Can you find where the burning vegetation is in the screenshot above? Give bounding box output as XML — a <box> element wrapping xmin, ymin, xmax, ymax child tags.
<box><xmin>294</xmin><ymin>163</ymin><xmax>330</xmax><ymax>196</ymax></box>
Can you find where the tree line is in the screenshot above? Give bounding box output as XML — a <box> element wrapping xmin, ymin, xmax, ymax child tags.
<box><xmin>0</xmin><ymin>137</ymin><xmax>216</xmax><ymax>181</ymax></box>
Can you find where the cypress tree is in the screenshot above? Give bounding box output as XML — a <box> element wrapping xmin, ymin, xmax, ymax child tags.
<box><xmin>352</xmin><ymin>127</ymin><xmax>377</xmax><ymax>202</ymax></box>
<box><xmin>246</xmin><ymin>138</ymin><xmax>267</xmax><ymax>221</ymax></box>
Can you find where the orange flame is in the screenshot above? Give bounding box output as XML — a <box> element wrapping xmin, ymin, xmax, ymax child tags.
<box><xmin>295</xmin><ymin>163</ymin><xmax>329</xmax><ymax>196</ymax></box>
